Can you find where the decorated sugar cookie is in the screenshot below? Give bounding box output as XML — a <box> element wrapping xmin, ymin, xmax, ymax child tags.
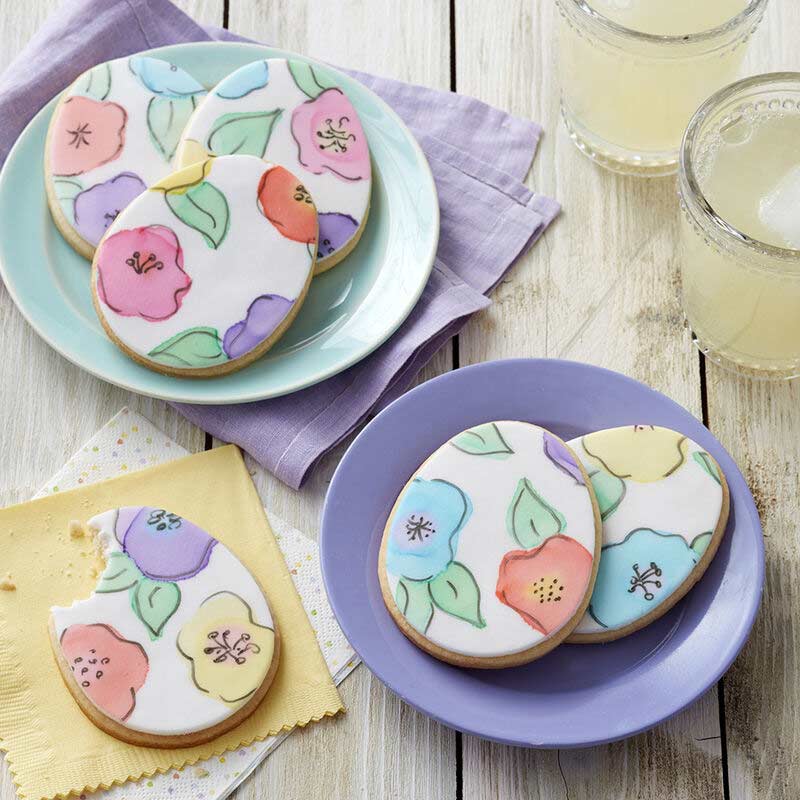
<box><xmin>46</xmin><ymin>56</ymin><xmax>207</xmax><ymax>259</ymax></box>
<box><xmin>567</xmin><ymin>425</ymin><xmax>730</xmax><ymax>643</ymax></box>
<box><xmin>378</xmin><ymin>421</ymin><xmax>601</xmax><ymax>668</ymax></box>
<box><xmin>175</xmin><ymin>58</ymin><xmax>371</xmax><ymax>273</ymax></box>
<box><xmin>49</xmin><ymin>507</ymin><xmax>279</xmax><ymax>747</ymax></box>
<box><xmin>91</xmin><ymin>154</ymin><xmax>316</xmax><ymax>376</ymax></box>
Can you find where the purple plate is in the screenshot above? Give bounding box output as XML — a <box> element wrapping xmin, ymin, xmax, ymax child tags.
<box><xmin>320</xmin><ymin>359</ymin><xmax>763</xmax><ymax>747</ymax></box>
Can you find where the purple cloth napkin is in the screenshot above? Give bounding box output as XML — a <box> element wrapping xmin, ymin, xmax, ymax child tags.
<box><xmin>0</xmin><ymin>0</ymin><xmax>559</xmax><ymax>489</ymax></box>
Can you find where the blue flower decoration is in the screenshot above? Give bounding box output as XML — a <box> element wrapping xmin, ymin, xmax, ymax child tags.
<box><xmin>589</xmin><ymin>528</ymin><xmax>699</xmax><ymax>630</ymax></box>
<box><xmin>386</xmin><ymin>478</ymin><xmax>472</xmax><ymax>581</ymax></box>
<box><xmin>215</xmin><ymin>61</ymin><xmax>270</xmax><ymax>99</ymax></box>
<box><xmin>128</xmin><ymin>56</ymin><xmax>206</xmax><ymax>98</ymax></box>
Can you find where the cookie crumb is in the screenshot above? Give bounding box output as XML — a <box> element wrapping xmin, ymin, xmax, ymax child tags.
<box><xmin>69</xmin><ymin>520</ymin><xmax>85</xmax><ymax>539</ymax></box>
<box><xmin>0</xmin><ymin>575</ymin><xmax>16</xmax><ymax>591</ymax></box>
<box><xmin>193</xmin><ymin>768</ymin><xmax>209</xmax><ymax>778</ymax></box>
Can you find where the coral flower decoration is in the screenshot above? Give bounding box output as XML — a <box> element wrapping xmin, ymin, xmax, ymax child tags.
<box><xmin>496</xmin><ymin>535</ymin><xmax>593</xmax><ymax>635</ymax></box>
<box><xmin>60</xmin><ymin>623</ymin><xmax>149</xmax><ymax>721</ymax></box>
<box><xmin>291</xmin><ymin>88</ymin><xmax>370</xmax><ymax>181</ymax></box>
<box><xmin>51</xmin><ymin>96</ymin><xmax>127</xmax><ymax>176</ymax></box>
<box><xmin>257</xmin><ymin>166</ymin><xmax>318</xmax><ymax>244</ymax></box>
<box><xmin>95</xmin><ymin>225</ymin><xmax>191</xmax><ymax>321</ymax></box>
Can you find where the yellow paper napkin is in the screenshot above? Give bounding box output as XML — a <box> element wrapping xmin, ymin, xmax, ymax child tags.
<box><xmin>0</xmin><ymin>446</ymin><xmax>343</xmax><ymax>800</ymax></box>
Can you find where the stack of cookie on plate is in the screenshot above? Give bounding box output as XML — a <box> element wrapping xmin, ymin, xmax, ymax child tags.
<box><xmin>378</xmin><ymin>422</ymin><xmax>729</xmax><ymax>667</ymax></box>
<box><xmin>45</xmin><ymin>55</ymin><xmax>371</xmax><ymax>376</ymax></box>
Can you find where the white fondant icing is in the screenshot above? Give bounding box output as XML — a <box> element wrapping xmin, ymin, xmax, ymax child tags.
<box><xmin>568</xmin><ymin>426</ymin><xmax>726</xmax><ymax>635</ymax></box>
<box><xmin>177</xmin><ymin>59</ymin><xmax>371</xmax><ymax>267</ymax></box>
<box><xmin>92</xmin><ymin>154</ymin><xmax>315</xmax><ymax>369</ymax></box>
<box><xmin>382</xmin><ymin>421</ymin><xmax>598</xmax><ymax>658</ymax></box>
<box><xmin>51</xmin><ymin>507</ymin><xmax>274</xmax><ymax>737</ymax></box>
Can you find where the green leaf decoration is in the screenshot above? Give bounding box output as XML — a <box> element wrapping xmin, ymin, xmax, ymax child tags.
<box><xmin>95</xmin><ymin>552</ymin><xmax>142</xmax><ymax>593</ymax></box>
<box><xmin>148</xmin><ymin>327</ymin><xmax>229</xmax><ymax>369</ymax></box>
<box><xmin>287</xmin><ymin>60</ymin><xmax>339</xmax><ymax>99</ymax></box>
<box><xmin>691</xmin><ymin>531</ymin><xmax>713</xmax><ymax>557</ymax></box>
<box><xmin>429</xmin><ymin>561</ymin><xmax>485</xmax><ymax>629</ymax></box>
<box><xmin>74</xmin><ymin>62</ymin><xmax>111</xmax><ymax>100</ymax></box>
<box><xmin>450</xmin><ymin>422</ymin><xmax>514</xmax><ymax>458</ymax></box>
<box><xmin>164</xmin><ymin>180</ymin><xmax>229</xmax><ymax>248</ymax></box>
<box><xmin>588</xmin><ymin>468</ymin><xmax>627</xmax><ymax>521</ymax></box>
<box><xmin>147</xmin><ymin>95</ymin><xmax>198</xmax><ymax>162</ymax></box>
<box><xmin>53</xmin><ymin>178</ymin><xmax>83</xmax><ymax>225</ymax></box>
<box><xmin>506</xmin><ymin>477</ymin><xmax>566</xmax><ymax>549</ymax></box>
<box><xmin>206</xmin><ymin>110</ymin><xmax>283</xmax><ymax>159</ymax></box>
<box><xmin>395</xmin><ymin>578</ymin><xmax>434</xmax><ymax>633</ymax></box>
<box><xmin>693</xmin><ymin>452</ymin><xmax>722</xmax><ymax>486</ymax></box>
<box><xmin>130</xmin><ymin>578</ymin><xmax>181</xmax><ymax>639</ymax></box>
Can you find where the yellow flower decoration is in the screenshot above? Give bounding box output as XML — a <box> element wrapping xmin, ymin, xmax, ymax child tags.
<box><xmin>175</xmin><ymin>138</ymin><xmax>212</xmax><ymax>171</ymax></box>
<box><xmin>177</xmin><ymin>591</ymin><xmax>274</xmax><ymax>705</ymax></box>
<box><xmin>582</xmin><ymin>425</ymin><xmax>688</xmax><ymax>483</ymax></box>
<box><xmin>151</xmin><ymin>157</ymin><xmax>214</xmax><ymax>195</ymax></box>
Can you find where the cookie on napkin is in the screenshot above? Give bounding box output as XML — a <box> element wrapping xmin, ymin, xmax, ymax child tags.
<box><xmin>0</xmin><ymin>446</ymin><xmax>342</xmax><ymax>800</ymax></box>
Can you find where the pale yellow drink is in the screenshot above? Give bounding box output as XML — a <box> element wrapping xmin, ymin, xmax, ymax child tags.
<box><xmin>556</xmin><ymin>0</ymin><xmax>767</xmax><ymax>175</ymax></box>
<box><xmin>680</xmin><ymin>74</ymin><xmax>800</xmax><ymax>378</ymax></box>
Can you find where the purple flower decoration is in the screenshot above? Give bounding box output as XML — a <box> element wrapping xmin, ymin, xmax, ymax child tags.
<box><xmin>117</xmin><ymin>506</ymin><xmax>216</xmax><ymax>581</ymax></box>
<box><xmin>543</xmin><ymin>431</ymin><xmax>585</xmax><ymax>485</ymax></box>
<box><xmin>223</xmin><ymin>294</ymin><xmax>293</xmax><ymax>360</ymax></box>
<box><xmin>74</xmin><ymin>172</ymin><xmax>146</xmax><ymax>246</ymax></box>
<box><xmin>317</xmin><ymin>212</ymin><xmax>358</xmax><ymax>260</ymax></box>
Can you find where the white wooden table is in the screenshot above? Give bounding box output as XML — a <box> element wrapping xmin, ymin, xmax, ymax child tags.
<box><xmin>1</xmin><ymin>1</ymin><xmax>798</xmax><ymax>798</ymax></box>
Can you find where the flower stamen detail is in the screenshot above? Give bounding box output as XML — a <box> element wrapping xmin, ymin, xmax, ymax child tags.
<box><xmin>67</xmin><ymin>122</ymin><xmax>92</xmax><ymax>149</ymax></box>
<box><xmin>125</xmin><ymin>251</ymin><xmax>165</xmax><ymax>275</ymax></box>
<box><xmin>203</xmin><ymin>629</ymin><xmax>262</xmax><ymax>665</ymax></box>
<box><xmin>628</xmin><ymin>561</ymin><xmax>662</xmax><ymax>601</ymax></box>
<box><xmin>316</xmin><ymin>116</ymin><xmax>356</xmax><ymax>153</ymax></box>
<box><xmin>404</xmin><ymin>515</ymin><xmax>435</xmax><ymax>543</ymax></box>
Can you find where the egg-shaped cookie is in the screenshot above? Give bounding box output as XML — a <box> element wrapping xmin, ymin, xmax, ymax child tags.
<box><xmin>49</xmin><ymin>507</ymin><xmax>279</xmax><ymax>747</ymax></box>
<box><xmin>176</xmin><ymin>58</ymin><xmax>371</xmax><ymax>273</ymax></box>
<box><xmin>379</xmin><ymin>421</ymin><xmax>601</xmax><ymax>668</ymax></box>
<box><xmin>91</xmin><ymin>154</ymin><xmax>317</xmax><ymax>376</ymax></box>
<box><xmin>46</xmin><ymin>56</ymin><xmax>207</xmax><ymax>259</ymax></box>
<box><xmin>567</xmin><ymin>425</ymin><xmax>730</xmax><ymax>643</ymax></box>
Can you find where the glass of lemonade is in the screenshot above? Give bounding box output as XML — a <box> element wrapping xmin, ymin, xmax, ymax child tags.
<box><xmin>556</xmin><ymin>0</ymin><xmax>768</xmax><ymax>176</ymax></box>
<box><xmin>679</xmin><ymin>73</ymin><xmax>800</xmax><ymax>380</ymax></box>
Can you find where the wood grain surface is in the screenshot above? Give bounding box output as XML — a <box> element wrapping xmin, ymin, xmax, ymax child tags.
<box><xmin>1</xmin><ymin>1</ymin><xmax>797</xmax><ymax>798</ymax></box>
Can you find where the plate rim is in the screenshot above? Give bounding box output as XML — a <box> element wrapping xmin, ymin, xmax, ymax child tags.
<box><xmin>319</xmin><ymin>357</ymin><xmax>765</xmax><ymax>747</ymax></box>
<box><xmin>0</xmin><ymin>42</ymin><xmax>439</xmax><ymax>404</ymax></box>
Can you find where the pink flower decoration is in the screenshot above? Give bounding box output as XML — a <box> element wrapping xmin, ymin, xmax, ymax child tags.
<box><xmin>290</xmin><ymin>88</ymin><xmax>369</xmax><ymax>182</ymax></box>
<box><xmin>96</xmin><ymin>225</ymin><xmax>191</xmax><ymax>321</ymax></box>
<box><xmin>60</xmin><ymin>623</ymin><xmax>149</xmax><ymax>721</ymax></box>
<box><xmin>51</xmin><ymin>96</ymin><xmax>127</xmax><ymax>177</ymax></box>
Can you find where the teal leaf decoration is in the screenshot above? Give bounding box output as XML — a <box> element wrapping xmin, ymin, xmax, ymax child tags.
<box><xmin>588</xmin><ymin>468</ymin><xmax>627</xmax><ymax>521</ymax></box>
<box><xmin>691</xmin><ymin>531</ymin><xmax>713</xmax><ymax>557</ymax></box>
<box><xmin>395</xmin><ymin>578</ymin><xmax>434</xmax><ymax>633</ymax></box>
<box><xmin>451</xmin><ymin>422</ymin><xmax>514</xmax><ymax>458</ymax></box>
<box><xmin>74</xmin><ymin>63</ymin><xmax>111</xmax><ymax>100</ymax></box>
<box><xmin>147</xmin><ymin>95</ymin><xmax>198</xmax><ymax>161</ymax></box>
<box><xmin>693</xmin><ymin>452</ymin><xmax>722</xmax><ymax>486</ymax></box>
<box><xmin>53</xmin><ymin>178</ymin><xmax>83</xmax><ymax>225</ymax></box>
<box><xmin>506</xmin><ymin>478</ymin><xmax>566</xmax><ymax>548</ymax></box>
<box><xmin>206</xmin><ymin>110</ymin><xmax>283</xmax><ymax>159</ymax></box>
<box><xmin>148</xmin><ymin>327</ymin><xmax>228</xmax><ymax>369</ymax></box>
<box><xmin>164</xmin><ymin>180</ymin><xmax>229</xmax><ymax>248</ymax></box>
<box><xmin>130</xmin><ymin>578</ymin><xmax>181</xmax><ymax>639</ymax></box>
<box><xmin>287</xmin><ymin>60</ymin><xmax>338</xmax><ymax>99</ymax></box>
<box><xmin>429</xmin><ymin>561</ymin><xmax>485</xmax><ymax>628</ymax></box>
<box><xmin>95</xmin><ymin>552</ymin><xmax>142</xmax><ymax>593</ymax></box>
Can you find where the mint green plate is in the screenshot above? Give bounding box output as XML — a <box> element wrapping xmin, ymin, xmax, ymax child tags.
<box><xmin>0</xmin><ymin>43</ymin><xmax>438</xmax><ymax>403</ymax></box>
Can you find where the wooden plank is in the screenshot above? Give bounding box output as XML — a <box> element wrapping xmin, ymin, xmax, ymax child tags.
<box><xmin>223</xmin><ymin>3</ymin><xmax>456</xmax><ymax>799</ymax></box>
<box><xmin>453</xmin><ymin>0</ymin><xmax>724</xmax><ymax>797</ymax></box>
<box><xmin>710</xmin><ymin>3</ymin><xmax>800</xmax><ymax>798</ymax></box>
